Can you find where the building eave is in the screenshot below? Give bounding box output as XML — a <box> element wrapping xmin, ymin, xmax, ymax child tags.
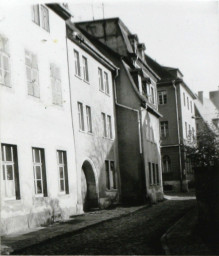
<box><xmin>46</xmin><ymin>4</ymin><xmax>71</xmax><ymax>20</ymax></box>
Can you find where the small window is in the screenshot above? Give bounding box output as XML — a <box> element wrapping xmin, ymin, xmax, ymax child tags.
<box><xmin>163</xmin><ymin>155</ymin><xmax>171</xmax><ymax>173</ymax></box>
<box><xmin>102</xmin><ymin>112</ymin><xmax>107</xmax><ymax>137</ymax></box>
<box><xmin>105</xmin><ymin>160</ymin><xmax>116</xmax><ymax>190</ymax></box>
<box><xmin>0</xmin><ymin>35</ymin><xmax>11</xmax><ymax>87</ymax></box>
<box><xmin>98</xmin><ymin>68</ymin><xmax>104</xmax><ymax>91</ymax></box>
<box><xmin>148</xmin><ymin>162</ymin><xmax>153</xmax><ymax>185</ymax></box>
<box><xmin>78</xmin><ymin>102</ymin><xmax>84</xmax><ymax>131</ymax></box>
<box><xmin>190</xmin><ymin>101</ymin><xmax>193</xmax><ymax>113</ymax></box>
<box><xmin>183</xmin><ymin>92</ymin><xmax>186</xmax><ymax>106</ymax></box>
<box><xmin>107</xmin><ymin>115</ymin><xmax>113</xmax><ymax>139</ymax></box>
<box><xmin>104</xmin><ymin>72</ymin><xmax>109</xmax><ymax>95</ymax></box>
<box><xmin>50</xmin><ymin>64</ymin><xmax>62</xmax><ymax>105</ymax></box>
<box><xmin>82</xmin><ymin>56</ymin><xmax>89</xmax><ymax>82</ymax></box>
<box><xmin>57</xmin><ymin>151</ymin><xmax>69</xmax><ymax>194</ymax></box>
<box><xmin>32</xmin><ymin>5</ymin><xmax>50</xmax><ymax>32</ymax></box>
<box><xmin>86</xmin><ymin>106</ymin><xmax>92</xmax><ymax>133</ymax></box>
<box><xmin>1</xmin><ymin>144</ymin><xmax>20</xmax><ymax>200</ymax></box>
<box><xmin>158</xmin><ymin>91</ymin><xmax>167</xmax><ymax>104</ymax></box>
<box><xmin>32</xmin><ymin>148</ymin><xmax>47</xmax><ymax>197</ymax></box>
<box><xmin>187</xmin><ymin>97</ymin><xmax>189</xmax><ymax>110</ymax></box>
<box><xmin>151</xmin><ymin>86</ymin><xmax>155</xmax><ymax>104</ymax></box>
<box><xmin>160</xmin><ymin>121</ymin><xmax>168</xmax><ymax>138</ymax></box>
<box><xmin>74</xmin><ymin>50</ymin><xmax>80</xmax><ymax>77</ymax></box>
<box><xmin>25</xmin><ymin>50</ymin><xmax>40</xmax><ymax>98</ymax></box>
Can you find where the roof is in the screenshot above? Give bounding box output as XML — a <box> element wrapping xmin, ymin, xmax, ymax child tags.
<box><xmin>46</xmin><ymin>4</ymin><xmax>71</xmax><ymax>20</ymax></box>
<box><xmin>67</xmin><ymin>21</ymin><xmax>118</xmax><ymax>72</ymax></box>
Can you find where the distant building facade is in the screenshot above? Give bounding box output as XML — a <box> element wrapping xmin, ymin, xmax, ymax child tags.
<box><xmin>66</xmin><ymin>22</ymin><xmax>120</xmax><ymax>211</ymax></box>
<box><xmin>149</xmin><ymin>62</ymin><xmax>197</xmax><ymax>191</ymax></box>
<box><xmin>76</xmin><ymin>18</ymin><xmax>164</xmax><ymax>203</ymax></box>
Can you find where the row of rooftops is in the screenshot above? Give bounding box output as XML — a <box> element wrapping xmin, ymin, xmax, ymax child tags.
<box><xmin>48</xmin><ymin>4</ymin><xmax>218</xmax><ymax>119</ymax></box>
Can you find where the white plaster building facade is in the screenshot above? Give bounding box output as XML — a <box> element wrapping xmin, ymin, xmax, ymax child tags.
<box><xmin>0</xmin><ymin>4</ymin><xmax>80</xmax><ymax>235</ymax></box>
<box><xmin>66</xmin><ymin>23</ymin><xmax>120</xmax><ymax>210</ymax></box>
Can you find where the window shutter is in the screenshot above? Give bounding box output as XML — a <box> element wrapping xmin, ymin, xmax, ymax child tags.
<box><xmin>26</xmin><ymin>67</ymin><xmax>33</xmax><ymax>95</ymax></box>
<box><xmin>32</xmin><ymin>69</ymin><xmax>40</xmax><ymax>97</ymax></box>
<box><xmin>32</xmin><ymin>54</ymin><xmax>38</xmax><ymax>69</ymax></box>
<box><xmin>41</xmin><ymin>150</ymin><xmax>48</xmax><ymax>197</ymax></box>
<box><xmin>3</xmin><ymin>55</ymin><xmax>10</xmax><ymax>87</ymax></box>
<box><xmin>56</xmin><ymin>80</ymin><xmax>62</xmax><ymax>105</ymax></box>
<box><xmin>63</xmin><ymin>153</ymin><xmax>69</xmax><ymax>194</ymax></box>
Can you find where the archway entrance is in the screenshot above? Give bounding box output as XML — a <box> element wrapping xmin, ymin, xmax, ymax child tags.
<box><xmin>81</xmin><ymin>160</ymin><xmax>98</xmax><ymax>212</ymax></box>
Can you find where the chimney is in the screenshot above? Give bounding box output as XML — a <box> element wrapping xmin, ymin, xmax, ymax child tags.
<box><xmin>198</xmin><ymin>91</ymin><xmax>203</xmax><ymax>104</ymax></box>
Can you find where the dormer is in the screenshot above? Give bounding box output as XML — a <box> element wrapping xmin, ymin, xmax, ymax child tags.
<box><xmin>130</xmin><ymin>68</ymin><xmax>143</xmax><ymax>93</ymax></box>
<box><xmin>128</xmin><ymin>34</ymin><xmax>139</xmax><ymax>54</ymax></box>
<box><xmin>137</xmin><ymin>43</ymin><xmax>146</xmax><ymax>61</ymax></box>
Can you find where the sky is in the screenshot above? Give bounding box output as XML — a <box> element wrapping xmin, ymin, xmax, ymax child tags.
<box><xmin>1</xmin><ymin>0</ymin><xmax>219</xmax><ymax>97</ymax></box>
<box><xmin>68</xmin><ymin>0</ymin><xmax>219</xmax><ymax>97</ymax></box>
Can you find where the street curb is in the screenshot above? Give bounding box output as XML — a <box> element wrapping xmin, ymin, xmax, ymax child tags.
<box><xmin>2</xmin><ymin>204</ymin><xmax>149</xmax><ymax>255</ymax></box>
<box><xmin>160</xmin><ymin>206</ymin><xmax>195</xmax><ymax>255</ymax></box>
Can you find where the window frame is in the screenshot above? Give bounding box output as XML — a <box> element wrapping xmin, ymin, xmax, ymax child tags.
<box><xmin>160</xmin><ymin>121</ymin><xmax>168</xmax><ymax>138</ymax></box>
<box><xmin>82</xmin><ymin>56</ymin><xmax>89</xmax><ymax>82</ymax></box>
<box><xmin>32</xmin><ymin>147</ymin><xmax>47</xmax><ymax>197</ymax></box>
<box><xmin>74</xmin><ymin>50</ymin><xmax>81</xmax><ymax>77</ymax></box>
<box><xmin>86</xmin><ymin>105</ymin><xmax>92</xmax><ymax>133</ymax></box>
<box><xmin>1</xmin><ymin>144</ymin><xmax>20</xmax><ymax>200</ymax></box>
<box><xmin>163</xmin><ymin>155</ymin><xmax>171</xmax><ymax>173</ymax></box>
<box><xmin>107</xmin><ymin>115</ymin><xmax>113</xmax><ymax>139</ymax></box>
<box><xmin>50</xmin><ymin>63</ymin><xmax>62</xmax><ymax>106</ymax></box>
<box><xmin>158</xmin><ymin>90</ymin><xmax>167</xmax><ymax>105</ymax></box>
<box><xmin>78</xmin><ymin>102</ymin><xmax>85</xmax><ymax>131</ymax></box>
<box><xmin>102</xmin><ymin>112</ymin><xmax>107</xmax><ymax>137</ymax></box>
<box><xmin>57</xmin><ymin>150</ymin><xmax>69</xmax><ymax>194</ymax></box>
<box><xmin>105</xmin><ymin>160</ymin><xmax>116</xmax><ymax>190</ymax></box>
<box><xmin>98</xmin><ymin>68</ymin><xmax>104</xmax><ymax>92</ymax></box>
<box><xmin>103</xmin><ymin>71</ymin><xmax>110</xmax><ymax>95</ymax></box>
<box><xmin>0</xmin><ymin>35</ymin><xmax>11</xmax><ymax>88</ymax></box>
<box><xmin>32</xmin><ymin>5</ymin><xmax>50</xmax><ymax>32</ymax></box>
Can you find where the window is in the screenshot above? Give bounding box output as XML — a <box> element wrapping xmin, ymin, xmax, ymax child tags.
<box><xmin>188</xmin><ymin>124</ymin><xmax>191</xmax><ymax>138</ymax></box>
<box><xmin>151</xmin><ymin>86</ymin><xmax>155</xmax><ymax>104</ymax></box>
<box><xmin>0</xmin><ymin>35</ymin><xmax>10</xmax><ymax>87</ymax></box>
<box><xmin>187</xmin><ymin>97</ymin><xmax>189</xmax><ymax>110</ymax></box>
<box><xmin>74</xmin><ymin>50</ymin><xmax>80</xmax><ymax>76</ymax></box>
<box><xmin>98</xmin><ymin>68</ymin><xmax>104</xmax><ymax>91</ymax></box>
<box><xmin>104</xmin><ymin>72</ymin><xmax>109</xmax><ymax>95</ymax></box>
<box><xmin>78</xmin><ymin>102</ymin><xmax>84</xmax><ymax>131</ymax></box>
<box><xmin>32</xmin><ymin>148</ymin><xmax>47</xmax><ymax>196</ymax></box>
<box><xmin>190</xmin><ymin>101</ymin><xmax>193</xmax><ymax>113</ymax></box>
<box><xmin>105</xmin><ymin>160</ymin><xmax>116</xmax><ymax>190</ymax></box>
<box><xmin>183</xmin><ymin>93</ymin><xmax>186</xmax><ymax>106</ymax></box>
<box><xmin>163</xmin><ymin>155</ymin><xmax>171</xmax><ymax>173</ymax></box>
<box><xmin>158</xmin><ymin>91</ymin><xmax>167</xmax><ymax>105</ymax></box>
<box><xmin>160</xmin><ymin>121</ymin><xmax>168</xmax><ymax>138</ymax></box>
<box><xmin>152</xmin><ymin>163</ymin><xmax>156</xmax><ymax>185</ymax></box>
<box><xmin>25</xmin><ymin>50</ymin><xmax>40</xmax><ymax>98</ymax></box>
<box><xmin>82</xmin><ymin>56</ymin><xmax>89</xmax><ymax>82</ymax></box>
<box><xmin>1</xmin><ymin>144</ymin><xmax>20</xmax><ymax>200</ymax></box>
<box><xmin>107</xmin><ymin>115</ymin><xmax>113</xmax><ymax>139</ymax></box>
<box><xmin>148</xmin><ymin>162</ymin><xmax>152</xmax><ymax>185</ymax></box>
<box><xmin>102</xmin><ymin>112</ymin><xmax>107</xmax><ymax>137</ymax></box>
<box><xmin>86</xmin><ymin>106</ymin><xmax>92</xmax><ymax>133</ymax></box>
<box><xmin>185</xmin><ymin>122</ymin><xmax>188</xmax><ymax>137</ymax></box>
<box><xmin>50</xmin><ymin>64</ymin><xmax>62</xmax><ymax>105</ymax></box>
<box><xmin>156</xmin><ymin>164</ymin><xmax>159</xmax><ymax>184</ymax></box>
<box><xmin>57</xmin><ymin>151</ymin><xmax>69</xmax><ymax>194</ymax></box>
<box><xmin>32</xmin><ymin>5</ymin><xmax>50</xmax><ymax>32</ymax></box>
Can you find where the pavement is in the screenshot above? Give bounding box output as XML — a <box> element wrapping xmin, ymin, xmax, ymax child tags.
<box><xmin>0</xmin><ymin>192</ymin><xmax>215</xmax><ymax>255</ymax></box>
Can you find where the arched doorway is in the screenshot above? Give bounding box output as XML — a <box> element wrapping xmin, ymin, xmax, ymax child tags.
<box><xmin>81</xmin><ymin>160</ymin><xmax>98</xmax><ymax>211</ymax></box>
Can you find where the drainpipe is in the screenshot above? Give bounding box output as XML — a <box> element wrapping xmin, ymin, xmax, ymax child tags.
<box><xmin>65</xmin><ymin>36</ymin><xmax>81</xmax><ymax>210</ymax></box>
<box><xmin>173</xmin><ymin>80</ymin><xmax>183</xmax><ymax>191</ymax></box>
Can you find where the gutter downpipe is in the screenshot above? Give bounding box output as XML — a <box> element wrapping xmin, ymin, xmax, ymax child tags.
<box><xmin>173</xmin><ymin>80</ymin><xmax>183</xmax><ymax>191</ymax></box>
<box><xmin>65</xmin><ymin>36</ymin><xmax>81</xmax><ymax>212</ymax></box>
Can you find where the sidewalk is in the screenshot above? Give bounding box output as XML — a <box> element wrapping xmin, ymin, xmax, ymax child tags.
<box><xmin>1</xmin><ymin>204</ymin><xmax>147</xmax><ymax>255</ymax></box>
<box><xmin>161</xmin><ymin>207</ymin><xmax>214</xmax><ymax>255</ymax></box>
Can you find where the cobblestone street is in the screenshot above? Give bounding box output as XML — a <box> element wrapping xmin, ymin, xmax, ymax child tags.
<box><xmin>13</xmin><ymin>199</ymin><xmax>195</xmax><ymax>255</ymax></box>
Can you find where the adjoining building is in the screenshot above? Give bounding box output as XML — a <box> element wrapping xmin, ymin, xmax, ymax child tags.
<box><xmin>0</xmin><ymin>4</ymin><xmax>81</xmax><ymax>234</ymax></box>
<box><xmin>66</xmin><ymin>21</ymin><xmax>120</xmax><ymax>211</ymax></box>
<box><xmin>76</xmin><ymin>18</ymin><xmax>164</xmax><ymax>204</ymax></box>
<box><xmin>146</xmin><ymin>59</ymin><xmax>197</xmax><ymax>191</ymax></box>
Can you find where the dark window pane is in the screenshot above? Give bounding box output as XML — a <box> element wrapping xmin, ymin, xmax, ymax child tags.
<box><xmin>34</xmin><ymin>149</ymin><xmax>40</xmax><ymax>163</ymax></box>
<box><xmin>60</xmin><ymin>180</ymin><xmax>64</xmax><ymax>191</ymax></box>
<box><xmin>37</xmin><ymin>180</ymin><xmax>42</xmax><ymax>194</ymax></box>
<box><xmin>35</xmin><ymin>166</ymin><xmax>41</xmax><ymax>179</ymax></box>
<box><xmin>7</xmin><ymin>165</ymin><xmax>13</xmax><ymax>180</ymax></box>
<box><xmin>2</xmin><ymin>165</ymin><xmax>5</xmax><ymax>180</ymax></box>
<box><xmin>59</xmin><ymin>167</ymin><xmax>64</xmax><ymax>178</ymax></box>
<box><xmin>58</xmin><ymin>151</ymin><xmax>63</xmax><ymax>164</ymax></box>
<box><xmin>5</xmin><ymin>146</ymin><xmax>12</xmax><ymax>161</ymax></box>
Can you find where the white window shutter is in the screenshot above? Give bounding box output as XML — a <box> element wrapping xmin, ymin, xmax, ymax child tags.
<box><xmin>32</xmin><ymin>69</ymin><xmax>40</xmax><ymax>97</ymax></box>
<box><xmin>26</xmin><ymin>67</ymin><xmax>33</xmax><ymax>95</ymax></box>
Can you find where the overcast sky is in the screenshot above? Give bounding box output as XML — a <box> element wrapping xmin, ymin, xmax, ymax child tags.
<box><xmin>69</xmin><ymin>0</ymin><xmax>219</xmax><ymax>97</ymax></box>
<box><xmin>1</xmin><ymin>0</ymin><xmax>219</xmax><ymax>97</ymax></box>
